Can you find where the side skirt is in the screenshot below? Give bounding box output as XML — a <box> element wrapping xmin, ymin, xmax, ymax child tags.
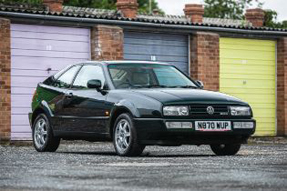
<box><xmin>54</xmin><ymin>130</ymin><xmax>111</xmax><ymax>142</ymax></box>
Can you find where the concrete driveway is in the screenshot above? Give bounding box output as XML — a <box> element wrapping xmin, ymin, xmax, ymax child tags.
<box><xmin>0</xmin><ymin>140</ymin><xmax>287</xmax><ymax>191</ymax></box>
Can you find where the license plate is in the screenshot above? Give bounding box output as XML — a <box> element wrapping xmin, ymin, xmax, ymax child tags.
<box><xmin>195</xmin><ymin>121</ymin><xmax>231</xmax><ymax>131</ymax></box>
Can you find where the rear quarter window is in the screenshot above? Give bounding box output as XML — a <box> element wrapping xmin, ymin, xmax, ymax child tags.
<box><xmin>52</xmin><ymin>65</ymin><xmax>81</xmax><ymax>88</ymax></box>
<box><xmin>43</xmin><ymin>76</ymin><xmax>55</xmax><ymax>85</ymax></box>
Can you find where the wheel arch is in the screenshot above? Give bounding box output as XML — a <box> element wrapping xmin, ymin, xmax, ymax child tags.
<box><xmin>31</xmin><ymin>101</ymin><xmax>54</xmax><ymax>128</ymax></box>
<box><xmin>108</xmin><ymin>106</ymin><xmax>134</xmax><ymax>138</ymax></box>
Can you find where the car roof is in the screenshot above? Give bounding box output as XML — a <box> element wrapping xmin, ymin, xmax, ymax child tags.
<box><xmin>81</xmin><ymin>60</ymin><xmax>172</xmax><ymax>65</ymax></box>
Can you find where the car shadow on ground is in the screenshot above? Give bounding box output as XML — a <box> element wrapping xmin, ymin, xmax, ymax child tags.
<box><xmin>143</xmin><ymin>153</ymin><xmax>217</xmax><ymax>158</ymax></box>
<box><xmin>57</xmin><ymin>151</ymin><xmax>223</xmax><ymax>158</ymax></box>
<box><xmin>58</xmin><ymin>151</ymin><xmax>117</xmax><ymax>156</ymax></box>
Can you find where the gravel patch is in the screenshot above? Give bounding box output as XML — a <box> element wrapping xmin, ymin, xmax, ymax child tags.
<box><xmin>0</xmin><ymin>141</ymin><xmax>287</xmax><ymax>191</ymax></box>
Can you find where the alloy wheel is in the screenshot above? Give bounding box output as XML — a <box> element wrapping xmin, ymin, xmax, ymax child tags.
<box><xmin>34</xmin><ymin>118</ymin><xmax>48</xmax><ymax>148</ymax></box>
<box><xmin>115</xmin><ymin>119</ymin><xmax>131</xmax><ymax>153</ymax></box>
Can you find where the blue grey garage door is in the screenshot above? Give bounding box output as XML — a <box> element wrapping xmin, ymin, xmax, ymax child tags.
<box><xmin>124</xmin><ymin>31</ymin><xmax>189</xmax><ymax>74</ymax></box>
<box><xmin>11</xmin><ymin>24</ymin><xmax>90</xmax><ymax>140</ymax></box>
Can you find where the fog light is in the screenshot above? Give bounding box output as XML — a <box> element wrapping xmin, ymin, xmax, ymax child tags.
<box><xmin>233</xmin><ymin>122</ymin><xmax>254</xmax><ymax>129</ymax></box>
<box><xmin>166</xmin><ymin>122</ymin><xmax>193</xmax><ymax>129</ymax></box>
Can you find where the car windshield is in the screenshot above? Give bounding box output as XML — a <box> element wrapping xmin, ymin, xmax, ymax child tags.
<box><xmin>108</xmin><ymin>63</ymin><xmax>198</xmax><ymax>89</ymax></box>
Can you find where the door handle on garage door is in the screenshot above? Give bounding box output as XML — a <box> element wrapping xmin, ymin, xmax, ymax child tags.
<box><xmin>65</xmin><ymin>92</ymin><xmax>73</xmax><ymax>99</ymax></box>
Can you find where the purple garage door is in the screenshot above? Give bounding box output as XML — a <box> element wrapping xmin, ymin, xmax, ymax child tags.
<box><xmin>11</xmin><ymin>24</ymin><xmax>90</xmax><ymax>140</ymax></box>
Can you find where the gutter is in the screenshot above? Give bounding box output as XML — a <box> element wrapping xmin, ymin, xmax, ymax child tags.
<box><xmin>1</xmin><ymin>11</ymin><xmax>287</xmax><ymax>36</ymax></box>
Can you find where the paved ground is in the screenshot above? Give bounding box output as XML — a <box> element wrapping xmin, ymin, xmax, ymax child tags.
<box><xmin>0</xmin><ymin>141</ymin><xmax>287</xmax><ymax>191</ymax></box>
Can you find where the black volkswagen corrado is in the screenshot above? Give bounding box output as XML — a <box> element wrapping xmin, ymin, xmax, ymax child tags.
<box><xmin>29</xmin><ymin>61</ymin><xmax>256</xmax><ymax>156</ymax></box>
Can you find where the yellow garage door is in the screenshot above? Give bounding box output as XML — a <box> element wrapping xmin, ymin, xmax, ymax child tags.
<box><xmin>220</xmin><ymin>38</ymin><xmax>276</xmax><ymax>136</ymax></box>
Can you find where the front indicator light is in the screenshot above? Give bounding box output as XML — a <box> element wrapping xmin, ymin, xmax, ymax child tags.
<box><xmin>233</xmin><ymin>122</ymin><xmax>254</xmax><ymax>129</ymax></box>
<box><xmin>166</xmin><ymin>122</ymin><xmax>193</xmax><ymax>129</ymax></box>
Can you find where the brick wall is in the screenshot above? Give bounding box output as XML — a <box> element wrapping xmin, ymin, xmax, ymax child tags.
<box><xmin>91</xmin><ymin>25</ymin><xmax>123</xmax><ymax>60</ymax></box>
<box><xmin>0</xmin><ymin>18</ymin><xmax>11</xmax><ymax>142</ymax></box>
<box><xmin>277</xmin><ymin>38</ymin><xmax>287</xmax><ymax>136</ymax></box>
<box><xmin>190</xmin><ymin>32</ymin><xmax>219</xmax><ymax>91</ymax></box>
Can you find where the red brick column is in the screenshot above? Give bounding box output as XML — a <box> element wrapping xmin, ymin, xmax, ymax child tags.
<box><xmin>43</xmin><ymin>0</ymin><xmax>64</xmax><ymax>12</ymax></box>
<box><xmin>190</xmin><ymin>32</ymin><xmax>219</xmax><ymax>91</ymax></box>
<box><xmin>245</xmin><ymin>8</ymin><xmax>265</xmax><ymax>27</ymax></box>
<box><xmin>184</xmin><ymin>4</ymin><xmax>204</xmax><ymax>23</ymax></box>
<box><xmin>116</xmin><ymin>0</ymin><xmax>138</xmax><ymax>19</ymax></box>
<box><xmin>277</xmin><ymin>38</ymin><xmax>287</xmax><ymax>136</ymax></box>
<box><xmin>0</xmin><ymin>18</ymin><xmax>11</xmax><ymax>142</ymax></box>
<box><xmin>91</xmin><ymin>25</ymin><xmax>123</xmax><ymax>61</ymax></box>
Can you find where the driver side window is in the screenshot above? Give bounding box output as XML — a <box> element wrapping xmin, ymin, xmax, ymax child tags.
<box><xmin>73</xmin><ymin>65</ymin><xmax>106</xmax><ymax>89</ymax></box>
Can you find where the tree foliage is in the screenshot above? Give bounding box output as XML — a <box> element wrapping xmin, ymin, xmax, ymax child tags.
<box><xmin>62</xmin><ymin>0</ymin><xmax>116</xmax><ymax>9</ymax></box>
<box><xmin>1</xmin><ymin>0</ymin><xmax>42</xmax><ymax>4</ymax></box>
<box><xmin>137</xmin><ymin>0</ymin><xmax>163</xmax><ymax>14</ymax></box>
<box><xmin>264</xmin><ymin>9</ymin><xmax>287</xmax><ymax>29</ymax></box>
<box><xmin>203</xmin><ymin>0</ymin><xmax>263</xmax><ymax>19</ymax></box>
<box><xmin>203</xmin><ymin>0</ymin><xmax>286</xmax><ymax>28</ymax></box>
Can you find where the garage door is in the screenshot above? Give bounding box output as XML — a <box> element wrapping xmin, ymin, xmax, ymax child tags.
<box><xmin>220</xmin><ymin>38</ymin><xmax>276</xmax><ymax>136</ymax></box>
<box><xmin>11</xmin><ymin>24</ymin><xmax>90</xmax><ymax>140</ymax></box>
<box><xmin>124</xmin><ymin>31</ymin><xmax>189</xmax><ymax>74</ymax></box>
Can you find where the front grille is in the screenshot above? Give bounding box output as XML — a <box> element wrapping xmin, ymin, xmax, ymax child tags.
<box><xmin>189</xmin><ymin>104</ymin><xmax>229</xmax><ymax>118</ymax></box>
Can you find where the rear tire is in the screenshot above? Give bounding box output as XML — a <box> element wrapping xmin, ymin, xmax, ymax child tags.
<box><xmin>32</xmin><ymin>113</ymin><xmax>60</xmax><ymax>152</ymax></box>
<box><xmin>210</xmin><ymin>144</ymin><xmax>241</xmax><ymax>156</ymax></box>
<box><xmin>113</xmin><ymin>113</ymin><xmax>145</xmax><ymax>156</ymax></box>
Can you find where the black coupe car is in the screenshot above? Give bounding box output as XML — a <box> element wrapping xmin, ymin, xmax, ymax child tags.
<box><xmin>29</xmin><ymin>61</ymin><xmax>256</xmax><ymax>156</ymax></box>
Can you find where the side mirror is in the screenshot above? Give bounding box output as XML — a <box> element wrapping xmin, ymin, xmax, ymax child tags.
<box><xmin>87</xmin><ymin>79</ymin><xmax>102</xmax><ymax>90</ymax></box>
<box><xmin>196</xmin><ymin>80</ymin><xmax>204</xmax><ymax>89</ymax></box>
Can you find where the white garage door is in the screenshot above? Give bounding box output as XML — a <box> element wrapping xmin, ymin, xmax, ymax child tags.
<box><xmin>11</xmin><ymin>24</ymin><xmax>90</xmax><ymax>140</ymax></box>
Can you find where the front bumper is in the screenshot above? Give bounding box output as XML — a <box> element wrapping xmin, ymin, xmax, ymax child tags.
<box><xmin>134</xmin><ymin>118</ymin><xmax>256</xmax><ymax>145</ymax></box>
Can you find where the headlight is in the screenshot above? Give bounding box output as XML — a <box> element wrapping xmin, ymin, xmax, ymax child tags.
<box><xmin>163</xmin><ymin>106</ymin><xmax>189</xmax><ymax>116</ymax></box>
<box><xmin>230</xmin><ymin>106</ymin><xmax>251</xmax><ymax>116</ymax></box>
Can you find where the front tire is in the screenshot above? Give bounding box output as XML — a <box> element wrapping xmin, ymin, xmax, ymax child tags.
<box><xmin>113</xmin><ymin>113</ymin><xmax>145</xmax><ymax>156</ymax></box>
<box><xmin>210</xmin><ymin>144</ymin><xmax>241</xmax><ymax>156</ymax></box>
<box><xmin>32</xmin><ymin>114</ymin><xmax>60</xmax><ymax>152</ymax></box>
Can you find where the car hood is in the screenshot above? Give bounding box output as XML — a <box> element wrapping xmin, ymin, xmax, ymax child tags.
<box><xmin>130</xmin><ymin>88</ymin><xmax>248</xmax><ymax>105</ymax></box>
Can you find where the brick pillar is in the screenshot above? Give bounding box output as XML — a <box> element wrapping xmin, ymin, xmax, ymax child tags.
<box><xmin>245</xmin><ymin>8</ymin><xmax>265</xmax><ymax>27</ymax></box>
<box><xmin>277</xmin><ymin>38</ymin><xmax>287</xmax><ymax>136</ymax></box>
<box><xmin>116</xmin><ymin>0</ymin><xmax>138</xmax><ymax>19</ymax></box>
<box><xmin>43</xmin><ymin>0</ymin><xmax>64</xmax><ymax>12</ymax></box>
<box><xmin>184</xmin><ymin>4</ymin><xmax>204</xmax><ymax>23</ymax></box>
<box><xmin>190</xmin><ymin>32</ymin><xmax>219</xmax><ymax>91</ymax></box>
<box><xmin>91</xmin><ymin>25</ymin><xmax>123</xmax><ymax>60</ymax></box>
<box><xmin>0</xmin><ymin>18</ymin><xmax>11</xmax><ymax>142</ymax></box>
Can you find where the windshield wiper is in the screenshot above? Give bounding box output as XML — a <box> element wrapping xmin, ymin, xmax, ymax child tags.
<box><xmin>147</xmin><ymin>85</ymin><xmax>168</xmax><ymax>88</ymax></box>
<box><xmin>181</xmin><ymin>85</ymin><xmax>198</xmax><ymax>89</ymax></box>
<box><xmin>131</xmin><ymin>85</ymin><xmax>198</xmax><ymax>89</ymax></box>
<box><xmin>167</xmin><ymin>85</ymin><xmax>198</xmax><ymax>89</ymax></box>
<box><xmin>133</xmin><ymin>85</ymin><xmax>167</xmax><ymax>88</ymax></box>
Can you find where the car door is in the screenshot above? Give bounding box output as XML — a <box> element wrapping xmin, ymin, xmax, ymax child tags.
<box><xmin>47</xmin><ymin>64</ymin><xmax>82</xmax><ymax>131</ymax></box>
<box><xmin>64</xmin><ymin>64</ymin><xmax>109</xmax><ymax>134</ymax></box>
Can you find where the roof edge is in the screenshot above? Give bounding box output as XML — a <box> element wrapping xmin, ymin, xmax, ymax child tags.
<box><xmin>0</xmin><ymin>11</ymin><xmax>286</xmax><ymax>36</ymax></box>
